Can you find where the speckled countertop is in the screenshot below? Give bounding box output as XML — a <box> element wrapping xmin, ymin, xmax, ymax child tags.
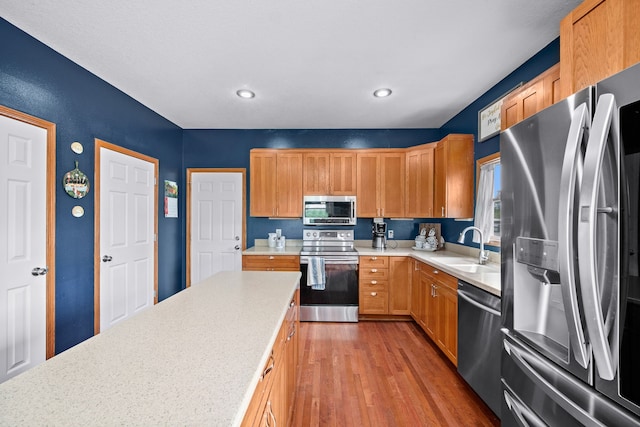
<box><xmin>243</xmin><ymin>241</ymin><xmax>500</xmax><ymax>297</ymax></box>
<box><xmin>355</xmin><ymin>246</ymin><xmax>500</xmax><ymax>296</ymax></box>
<box><xmin>0</xmin><ymin>271</ymin><xmax>301</xmax><ymax>427</ymax></box>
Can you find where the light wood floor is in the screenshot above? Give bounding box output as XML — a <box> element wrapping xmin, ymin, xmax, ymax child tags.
<box><xmin>291</xmin><ymin>321</ymin><xmax>500</xmax><ymax>427</ymax></box>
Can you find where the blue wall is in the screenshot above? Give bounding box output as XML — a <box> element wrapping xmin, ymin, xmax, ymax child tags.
<box><xmin>0</xmin><ymin>19</ymin><xmax>184</xmax><ymax>353</ymax></box>
<box><xmin>0</xmin><ymin>15</ymin><xmax>561</xmax><ymax>353</ymax></box>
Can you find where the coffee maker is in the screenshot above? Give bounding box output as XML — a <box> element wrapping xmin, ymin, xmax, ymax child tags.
<box><xmin>372</xmin><ymin>220</ymin><xmax>387</xmax><ymax>249</ymax></box>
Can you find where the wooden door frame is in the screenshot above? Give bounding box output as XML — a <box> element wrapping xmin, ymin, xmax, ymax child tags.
<box><xmin>94</xmin><ymin>139</ymin><xmax>159</xmax><ymax>335</ymax></box>
<box><xmin>0</xmin><ymin>105</ymin><xmax>56</xmax><ymax>359</ymax></box>
<box><xmin>186</xmin><ymin>168</ymin><xmax>246</xmax><ymax>287</ymax></box>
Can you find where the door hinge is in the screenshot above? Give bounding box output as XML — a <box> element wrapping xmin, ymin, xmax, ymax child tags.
<box><xmin>154</xmin><ymin>234</ymin><xmax>157</xmax><ymax>242</ymax></box>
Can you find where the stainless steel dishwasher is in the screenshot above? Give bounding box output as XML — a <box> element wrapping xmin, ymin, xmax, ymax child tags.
<box><xmin>457</xmin><ymin>280</ymin><xmax>501</xmax><ymax>418</ymax></box>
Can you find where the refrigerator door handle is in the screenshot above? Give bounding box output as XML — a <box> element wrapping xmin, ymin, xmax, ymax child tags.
<box><xmin>578</xmin><ymin>93</ymin><xmax>619</xmax><ymax>381</ymax></box>
<box><xmin>557</xmin><ymin>101</ymin><xmax>591</xmax><ymax>369</ymax></box>
<box><xmin>502</xmin><ymin>386</ymin><xmax>547</xmax><ymax>427</ymax></box>
<box><xmin>504</xmin><ymin>339</ymin><xmax>608</xmax><ymax>427</ymax></box>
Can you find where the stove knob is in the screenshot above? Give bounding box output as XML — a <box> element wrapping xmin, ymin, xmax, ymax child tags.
<box><xmin>306</xmin><ymin>231</ymin><xmax>311</xmax><ymax>237</ymax></box>
<box><xmin>313</xmin><ymin>232</ymin><xmax>318</xmax><ymax>237</ymax></box>
<box><xmin>339</xmin><ymin>232</ymin><xmax>344</xmax><ymax>237</ymax></box>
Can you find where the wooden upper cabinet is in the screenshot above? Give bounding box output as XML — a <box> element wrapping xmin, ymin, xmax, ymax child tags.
<box><xmin>250</xmin><ymin>150</ymin><xmax>278</xmax><ymax>217</ymax></box>
<box><xmin>302</xmin><ymin>152</ymin><xmax>330</xmax><ymax>195</ymax></box>
<box><xmin>330</xmin><ymin>152</ymin><xmax>357</xmax><ymax>195</ymax></box>
<box><xmin>560</xmin><ymin>0</ymin><xmax>640</xmax><ymax>99</ymax></box>
<box><xmin>302</xmin><ymin>151</ymin><xmax>357</xmax><ymax>196</ymax></box>
<box><xmin>433</xmin><ymin>134</ymin><xmax>474</xmax><ymax>219</ymax></box>
<box><xmin>501</xmin><ymin>63</ymin><xmax>561</xmax><ymax>131</ymax></box>
<box><xmin>356</xmin><ymin>153</ymin><xmax>380</xmax><ymax>217</ymax></box>
<box><xmin>275</xmin><ymin>152</ymin><xmax>303</xmax><ymax>217</ymax></box>
<box><xmin>250</xmin><ymin>150</ymin><xmax>302</xmax><ymax>217</ymax></box>
<box><xmin>405</xmin><ymin>144</ymin><xmax>435</xmax><ymax>218</ymax></box>
<box><xmin>356</xmin><ymin>151</ymin><xmax>405</xmax><ymax>218</ymax></box>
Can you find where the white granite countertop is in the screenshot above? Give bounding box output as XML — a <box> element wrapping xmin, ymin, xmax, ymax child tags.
<box><xmin>243</xmin><ymin>241</ymin><xmax>500</xmax><ymax>297</ymax></box>
<box><xmin>0</xmin><ymin>271</ymin><xmax>301</xmax><ymax>427</ymax></box>
<box><xmin>355</xmin><ymin>246</ymin><xmax>501</xmax><ymax>297</ymax></box>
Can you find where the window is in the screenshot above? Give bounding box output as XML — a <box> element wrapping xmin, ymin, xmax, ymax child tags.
<box><xmin>474</xmin><ymin>153</ymin><xmax>500</xmax><ymax>246</ymax></box>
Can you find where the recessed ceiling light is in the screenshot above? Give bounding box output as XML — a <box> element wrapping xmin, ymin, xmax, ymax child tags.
<box><xmin>373</xmin><ymin>88</ymin><xmax>392</xmax><ymax>98</ymax></box>
<box><xmin>236</xmin><ymin>89</ymin><xmax>255</xmax><ymax>99</ymax></box>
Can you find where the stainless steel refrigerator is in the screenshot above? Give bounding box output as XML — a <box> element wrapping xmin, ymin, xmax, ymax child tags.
<box><xmin>501</xmin><ymin>62</ymin><xmax>640</xmax><ymax>426</ymax></box>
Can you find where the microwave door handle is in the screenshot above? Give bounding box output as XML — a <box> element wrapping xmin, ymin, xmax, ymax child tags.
<box><xmin>577</xmin><ymin>93</ymin><xmax>619</xmax><ymax>381</ymax></box>
<box><xmin>557</xmin><ymin>102</ymin><xmax>591</xmax><ymax>369</ymax></box>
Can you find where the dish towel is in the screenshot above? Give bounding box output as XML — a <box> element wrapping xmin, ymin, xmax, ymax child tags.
<box><xmin>307</xmin><ymin>257</ymin><xmax>326</xmax><ymax>291</ymax></box>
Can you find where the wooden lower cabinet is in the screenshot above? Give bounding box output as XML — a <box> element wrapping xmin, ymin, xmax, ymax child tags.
<box><xmin>242</xmin><ymin>291</ymin><xmax>299</xmax><ymax>427</ymax></box>
<box><xmin>359</xmin><ymin>256</ymin><xmax>412</xmax><ymax>316</ymax></box>
<box><xmin>411</xmin><ymin>260</ymin><xmax>458</xmax><ymax>366</ymax></box>
<box><xmin>242</xmin><ymin>255</ymin><xmax>300</xmax><ymax>272</ymax></box>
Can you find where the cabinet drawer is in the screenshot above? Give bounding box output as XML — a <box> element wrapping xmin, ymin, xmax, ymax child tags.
<box><xmin>359</xmin><ymin>267</ymin><xmax>389</xmax><ymax>280</ymax></box>
<box><xmin>242</xmin><ymin>255</ymin><xmax>300</xmax><ymax>270</ymax></box>
<box><xmin>360</xmin><ymin>290</ymin><xmax>389</xmax><ymax>314</ymax></box>
<box><xmin>359</xmin><ymin>279</ymin><xmax>389</xmax><ymax>293</ymax></box>
<box><xmin>422</xmin><ymin>263</ymin><xmax>457</xmax><ymax>290</ymax></box>
<box><xmin>359</xmin><ymin>255</ymin><xmax>389</xmax><ymax>268</ymax></box>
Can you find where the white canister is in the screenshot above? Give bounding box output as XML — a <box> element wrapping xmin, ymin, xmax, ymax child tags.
<box><xmin>268</xmin><ymin>233</ymin><xmax>277</xmax><ymax>248</ymax></box>
<box><xmin>276</xmin><ymin>236</ymin><xmax>286</xmax><ymax>249</ymax></box>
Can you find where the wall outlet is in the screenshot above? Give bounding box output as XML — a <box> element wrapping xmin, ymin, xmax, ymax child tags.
<box><xmin>388</xmin><ymin>230</ymin><xmax>394</xmax><ymax>239</ymax></box>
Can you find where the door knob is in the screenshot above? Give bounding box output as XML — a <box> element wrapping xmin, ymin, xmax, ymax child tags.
<box><xmin>102</xmin><ymin>255</ymin><xmax>113</xmax><ymax>262</ymax></box>
<box><xmin>31</xmin><ymin>267</ymin><xmax>48</xmax><ymax>276</ymax></box>
<box><xmin>234</xmin><ymin>245</ymin><xmax>240</xmax><ymax>250</ymax></box>
<box><xmin>235</xmin><ymin>236</ymin><xmax>240</xmax><ymax>241</ymax></box>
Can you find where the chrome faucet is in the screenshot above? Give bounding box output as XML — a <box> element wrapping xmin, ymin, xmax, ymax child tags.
<box><xmin>457</xmin><ymin>226</ymin><xmax>489</xmax><ymax>265</ymax></box>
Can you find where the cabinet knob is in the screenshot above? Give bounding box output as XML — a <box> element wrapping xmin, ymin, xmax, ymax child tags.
<box><xmin>371</xmin><ymin>268</ymin><xmax>377</xmax><ymax>273</ymax></box>
<box><xmin>371</xmin><ymin>280</ymin><xmax>377</xmax><ymax>285</ymax></box>
<box><xmin>433</xmin><ymin>269</ymin><xmax>439</xmax><ymax>274</ymax></box>
<box><xmin>371</xmin><ymin>292</ymin><xmax>377</xmax><ymax>297</ymax></box>
<box><xmin>371</xmin><ymin>256</ymin><xmax>377</xmax><ymax>260</ymax></box>
<box><xmin>269</xmin><ymin>256</ymin><xmax>274</xmax><ymax>260</ymax></box>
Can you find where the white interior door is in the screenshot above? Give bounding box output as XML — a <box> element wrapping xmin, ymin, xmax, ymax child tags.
<box><xmin>190</xmin><ymin>172</ymin><xmax>243</xmax><ymax>285</ymax></box>
<box><xmin>99</xmin><ymin>147</ymin><xmax>155</xmax><ymax>332</ymax></box>
<box><xmin>0</xmin><ymin>115</ymin><xmax>47</xmax><ymax>383</ymax></box>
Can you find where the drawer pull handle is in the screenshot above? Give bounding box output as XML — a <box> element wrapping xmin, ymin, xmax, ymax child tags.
<box><xmin>371</xmin><ymin>292</ymin><xmax>377</xmax><ymax>296</ymax></box>
<box><xmin>262</xmin><ymin>354</ymin><xmax>275</xmax><ymax>380</ymax></box>
<box><xmin>269</xmin><ymin>256</ymin><xmax>274</xmax><ymax>260</ymax></box>
<box><xmin>371</xmin><ymin>280</ymin><xmax>377</xmax><ymax>285</ymax></box>
<box><xmin>433</xmin><ymin>269</ymin><xmax>439</xmax><ymax>274</ymax></box>
<box><xmin>371</xmin><ymin>268</ymin><xmax>378</xmax><ymax>273</ymax></box>
<box><xmin>371</xmin><ymin>256</ymin><xmax>377</xmax><ymax>260</ymax></box>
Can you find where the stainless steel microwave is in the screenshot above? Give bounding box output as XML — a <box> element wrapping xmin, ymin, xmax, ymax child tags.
<box><xmin>303</xmin><ymin>195</ymin><xmax>356</xmax><ymax>226</ymax></box>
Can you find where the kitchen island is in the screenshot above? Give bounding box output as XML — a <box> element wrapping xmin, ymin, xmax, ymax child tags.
<box><xmin>0</xmin><ymin>271</ymin><xmax>301</xmax><ymax>426</ymax></box>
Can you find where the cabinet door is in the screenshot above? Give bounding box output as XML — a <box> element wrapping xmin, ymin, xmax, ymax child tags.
<box><xmin>560</xmin><ymin>0</ymin><xmax>640</xmax><ymax>98</ymax></box>
<box><xmin>433</xmin><ymin>143</ymin><xmax>447</xmax><ymax>218</ymax></box>
<box><xmin>389</xmin><ymin>257</ymin><xmax>411</xmax><ymax>315</ymax></box>
<box><xmin>276</xmin><ymin>152</ymin><xmax>303</xmax><ymax>217</ymax></box>
<box><xmin>379</xmin><ymin>152</ymin><xmax>405</xmax><ymax>218</ymax></box>
<box><xmin>410</xmin><ymin>260</ymin><xmax>422</xmax><ymax>321</ymax></box>
<box><xmin>356</xmin><ymin>153</ymin><xmax>380</xmax><ymax>217</ymax></box>
<box><xmin>406</xmin><ymin>147</ymin><xmax>434</xmax><ymax>218</ymax></box>
<box><xmin>421</xmin><ymin>272</ymin><xmax>436</xmax><ymax>339</ymax></box>
<box><xmin>302</xmin><ymin>152</ymin><xmax>330</xmax><ymax>195</ymax></box>
<box><xmin>330</xmin><ymin>152</ymin><xmax>357</xmax><ymax>195</ymax></box>
<box><xmin>437</xmin><ymin>285</ymin><xmax>458</xmax><ymax>366</ymax></box>
<box><xmin>250</xmin><ymin>151</ymin><xmax>278</xmax><ymax>216</ymax></box>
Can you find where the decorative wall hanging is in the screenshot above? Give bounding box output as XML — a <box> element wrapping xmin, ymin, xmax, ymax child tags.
<box><xmin>63</xmin><ymin>161</ymin><xmax>90</xmax><ymax>199</ymax></box>
<box><xmin>71</xmin><ymin>206</ymin><xmax>85</xmax><ymax>217</ymax></box>
<box><xmin>477</xmin><ymin>82</ymin><xmax>523</xmax><ymax>142</ymax></box>
<box><xmin>70</xmin><ymin>141</ymin><xmax>84</xmax><ymax>154</ymax></box>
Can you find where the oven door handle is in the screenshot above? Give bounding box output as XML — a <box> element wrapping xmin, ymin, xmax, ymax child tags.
<box><xmin>300</xmin><ymin>258</ymin><xmax>359</xmax><ymax>265</ymax></box>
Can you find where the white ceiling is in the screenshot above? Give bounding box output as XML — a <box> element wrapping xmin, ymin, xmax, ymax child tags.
<box><xmin>0</xmin><ymin>0</ymin><xmax>581</xmax><ymax>129</ymax></box>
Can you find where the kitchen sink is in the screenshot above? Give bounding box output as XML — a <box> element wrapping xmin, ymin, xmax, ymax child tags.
<box><xmin>448</xmin><ymin>263</ymin><xmax>499</xmax><ymax>274</ymax></box>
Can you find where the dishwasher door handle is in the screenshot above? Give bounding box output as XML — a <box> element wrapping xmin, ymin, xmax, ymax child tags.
<box><xmin>457</xmin><ymin>290</ymin><xmax>501</xmax><ymax>316</ymax></box>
